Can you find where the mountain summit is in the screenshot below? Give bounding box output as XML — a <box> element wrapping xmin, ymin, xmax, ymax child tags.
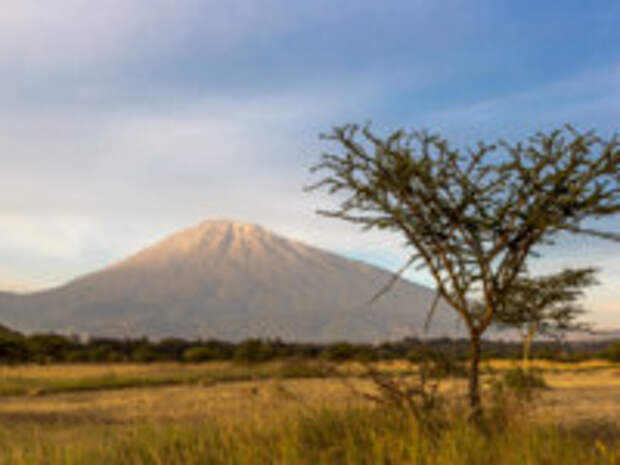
<box><xmin>0</xmin><ymin>220</ymin><xmax>459</xmax><ymax>341</ymax></box>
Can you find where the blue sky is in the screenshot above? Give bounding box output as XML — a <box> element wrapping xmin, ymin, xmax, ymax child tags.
<box><xmin>1</xmin><ymin>1</ymin><xmax>619</xmax><ymax>326</ymax></box>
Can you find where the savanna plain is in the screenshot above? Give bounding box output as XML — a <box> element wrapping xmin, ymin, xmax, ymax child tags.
<box><xmin>1</xmin><ymin>359</ymin><xmax>619</xmax><ymax>464</ymax></box>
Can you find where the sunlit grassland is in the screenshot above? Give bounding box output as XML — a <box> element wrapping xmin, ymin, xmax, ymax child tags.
<box><xmin>0</xmin><ymin>360</ymin><xmax>619</xmax><ymax>464</ymax></box>
<box><xmin>0</xmin><ymin>360</ymin><xmax>334</xmax><ymax>396</ymax></box>
<box><xmin>0</xmin><ymin>359</ymin><xmax>614</xmax><ymax>397</ymax></box>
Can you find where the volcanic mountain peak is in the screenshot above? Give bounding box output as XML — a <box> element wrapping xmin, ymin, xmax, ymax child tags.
<box><xmin>118</xmin><ymin>219</ymin><xmax>295</xmax><ymax>269</ymax></box>
<box><xmin>0</xmin><ymin>219</ymin><xmax>461</xmax><ymax>341</ymax></box>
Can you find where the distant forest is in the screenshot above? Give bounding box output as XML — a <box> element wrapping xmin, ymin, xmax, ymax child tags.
<box><xmin>0</xmin><ymin>324</ymin><xmax>619</xmax><ymax>364</ymax></box>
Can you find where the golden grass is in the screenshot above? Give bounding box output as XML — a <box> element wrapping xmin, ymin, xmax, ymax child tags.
<box><xmin>0</xmin><ymin>358</ymin><xmax>610</xmax><ymax>384</ymax></box>
<box><xmin>484</xmin><ymin>359</ymin><xmax>616</xmax><ymax>371</ymax></box>
<box><xmin>0</xmin><ymin>397</ymin><xmax>618</xmax><ymax>465</ymax></box>
<box><xmin>0</xmin><ymin>360</ymin><xmax>331</xmax><ymax>396</ymax></box>
<box><xmin>0</xmin><ymin>361</ymin><xmax>260</xmax><ymax>382</ymax></box>
<box><xmin>0</xmin><ymin>361</ymin><xmax>618</xmax><ymax>426</ymax></box>
<box><xmin>0</xmin><ymin>361</ymin><xmax>619</xmax><ymax>464</ymax></box>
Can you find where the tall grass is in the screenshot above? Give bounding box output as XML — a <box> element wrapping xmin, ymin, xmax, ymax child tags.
<box><xmin>0</xmin><ymin>407</ymin><xmax>617</xmax><ymax>465</ymax></box>
<box><xmin>1</xmin><ymin>362</ymin><xmax>618</xmax><ymax>464</ymax></box>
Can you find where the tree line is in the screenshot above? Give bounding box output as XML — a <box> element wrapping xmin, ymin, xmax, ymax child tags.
<box><xmin>1</xmin><ymin>324</ymin><xmax>618</xmax><ymax>365</ymax></box>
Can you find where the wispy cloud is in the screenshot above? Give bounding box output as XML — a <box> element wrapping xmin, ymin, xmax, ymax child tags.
<box><xmin>410</xmin><ymin>63</ymin><xmax>620</xmax><ymax>144</ymax></box>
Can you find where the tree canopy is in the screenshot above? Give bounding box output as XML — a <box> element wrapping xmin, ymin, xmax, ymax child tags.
<box><xmin>308</xmin><ymin>124</ymin><xmax>619</xmax><ymax>413</ymax></box>
<box><xmin>495</xmin><ymin>267</ymin><xmax>598</xmax><ymax>369</ymax></box>
<box><xmin>497</xmin><ymin>267</ymin><xmax>597</xmax><ymax>338</ymax></box>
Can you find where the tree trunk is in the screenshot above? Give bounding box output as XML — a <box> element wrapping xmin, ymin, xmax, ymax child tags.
<box><xmin>468</xmin><ymin>332</ymin><xmax>482</xmax><ymax>420</ymax></box>
<box><xmin>522</xmin><ymin>324</ymin><xmax>536</xmax><ymax>373</ymax></box>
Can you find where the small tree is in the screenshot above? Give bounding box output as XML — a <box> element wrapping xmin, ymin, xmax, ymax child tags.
<box><xmin>308</xmin><ymin>124</ymin><xmax>619</xmax><ymax>417</ymax></box>
<box><xmin>495</xmin><ymin>267</ymin><xmax>597</xmax><ymax>371</ymax></box>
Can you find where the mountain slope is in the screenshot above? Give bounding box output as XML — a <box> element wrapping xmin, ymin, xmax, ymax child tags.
<box><xmin>0</xmin><ymin>220</ymin><xmax>462</xmax><ymax>341</ymax></box>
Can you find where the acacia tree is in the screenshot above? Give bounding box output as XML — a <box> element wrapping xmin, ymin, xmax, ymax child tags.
<box><xmin>495</xmin><ymin>267</ymin><xmax>597</xmax><ymax>371</ymax></box>
<box><xmin>308</xmin><ymin>124</ymin><xmax>619</xmax><ymax>416</ymax></box>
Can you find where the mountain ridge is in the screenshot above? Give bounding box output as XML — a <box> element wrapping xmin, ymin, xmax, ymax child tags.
<box><xmin>0</xmin><ymin>220</ymin><xmax>462</xmax><ymax>342</ymax></box>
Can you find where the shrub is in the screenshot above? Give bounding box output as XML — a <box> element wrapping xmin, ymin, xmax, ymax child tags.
<box><xmin>63</xmin><ymin>350</ymin><xmax>89</xmax><ymax>363</ymax></box>
<box><xmin>601</xmin><ymin>342</ymin><xmax>620</xmax><ymax>362</ymax></box>
<box><xmin>233</xmin><ymin>339</ymin><xmax>275</xmax><ymax>364</ymax></box>
<box><xmin>182</xmin><ymin>346</ymin><xmax>219</xmax><ymax>362</ymax></box>
<box><xmin>502</xmin><ymin>367</ymin><xmax>547</xmax><ymax>398</ymax></box>
<box><xmin>407</xmin><ymin>347</ymin><xmax>467</xmax><ymax>378</ymax></box>
<box><xmin>132</xmin><ymin>346</ymin><xmax>159</xmax><ymax>363</ymax></box>
<box><xmin>0</xmin><ymin>333</ymin><xmax>29</xmax><ymax>363</ymax></box>
<box><xmin>27</xmin><ymin>334</ymin><xmax>76</xmax><ymax>363</ymax></box>
<box><xmin>321</xmin><ymin>342</ymin><xmax>362</xmax><ymax>361</ymax></box>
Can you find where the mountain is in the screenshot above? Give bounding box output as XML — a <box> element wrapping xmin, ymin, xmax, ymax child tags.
<box><xmin>0</xmin><ymin>220</ymin><xmax>462</xmax><ymax>342</ymax></box>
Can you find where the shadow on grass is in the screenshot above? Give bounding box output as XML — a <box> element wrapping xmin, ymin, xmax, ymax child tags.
<box><xmin>564</xmin><ymin>419</ymin><xmax>620</xmax><ymax>446</ymax></box>
<box><xmin>0</xmin><ymin>410</ymin><xmax>126</xmax><ymax>426</ymax></box>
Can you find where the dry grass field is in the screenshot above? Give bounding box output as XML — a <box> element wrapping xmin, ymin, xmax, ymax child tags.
<box><xmin>0</xmin><ymin>360</ymin><xmax>619</xmax><ymax>464</ymax></box>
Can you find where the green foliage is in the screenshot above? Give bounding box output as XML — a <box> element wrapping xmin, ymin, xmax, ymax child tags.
<box><xmin>308</xmin><ymin>124</ymin><xmax>618</xmax><ymax>336</ymax></box>
<box><xmin>27</xmin><ymin>334</ymin><xmax>78</xmax><ymax>363</ymax></box>
<box><xmin>496</xmin><ymin>268</ymin><xmax>597</xmax><ymax>338</ymax></box>
<box><xmin>131</xmin><ymin>345</ymin><xmax>159</xmax><ymax>363</ymax></box>
<box><xmin>0</xmin><ymin>323</ymin><xmax>615</xmax><ymax>365</ymax></box>
<box><xmin>0</xmin><ymin>332</ymin><xmax>29</xmax><ymax>363</ymax></box>
<box><xmin>182</xmin><ymin>346</ymin><xmax>219</xmax><ymax>362</ymax></box>
<box><xmin>233</xmin><ymin>339</ymin><xmax>276</xmax><ymax>364</ymax></box>
<box><xmin>321</xmin><ymin>342</ymin><xmax>377</xmax><ymax>362</ymax></box>
<box><xmin>485</xmin><ymin>367</ymin><xmax>549</xmax><ymax>428</ymax></box>
<box><xmin>502</xmin><ymin>367</ymin><xmax>548</xmax><ymax>393</ymax></box>
<box><xmin>601</xmin><ymin>342</ymin><xmax>620</xmax><ymax>362</ymax></box>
